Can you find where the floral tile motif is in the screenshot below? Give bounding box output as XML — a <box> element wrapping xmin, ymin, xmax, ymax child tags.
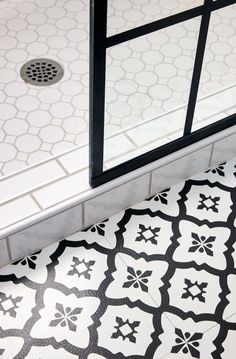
<box><xmin>0</xmin><ymin>281</ymin><xmax>36</xmax><ymax>330</ymax></box>
<box><xmin>66</xmin><ymin>211</ymin><xmax>123</xmax><ymax>249</ymax></box>
<box><xmin>106</xmin><ymin>253</ymin><xmax>168</xmax><ymax>307</ymax></box>
<box><xmin>173</xmin><ymin>220</ymin><xmax>230</xmax><ymax>270</ymax></box>
<box><xmin>184</xmin><ymin>182</ymin><xmax>233</xmax><ymax>222</ymax></box>
<box><xmin>121</xmin><ymin>212</ymin><xmax>173</xmax><ymax>256</ymax></box>
<box><xmin>193</xmin><ymin>157</ymin><xmax>236</xmax><ymax>187</ymax></box>
<box><xmin>97</xmin><ymin>304</ymin><xmax>154</xmax><ymax>357</ymax></box>
<box><xmin>168</xmin><ymin>267</ymin><xmax>222</xmax><ymax>315</ymax></box>
<box><xmin>0</xmin><ymin>242</ymin><xmax>59</xmax><ymax>284</ymax></box>
<box><xmin>54</xmin><ymin>245</ymin><xmax>108</xmax><ymax>291</ymax></box>
<box><xmin>154</xmin><ymin>313</ymin><xmax>220</xmax><ymax>359</ymax></box>
<box><xmin>132</xmin><ymin>182</ymin><xmax>183</xmax><ymax>216</ymax></box>
<box><xmin>31</xmin><ymin>288</ymin><xmax>100</xmax><ymax>348</ymax></box>
<box><xmin>0</xmin><ymin>157</ymin><xmax>235</xmax><ymax>357</ymax></box>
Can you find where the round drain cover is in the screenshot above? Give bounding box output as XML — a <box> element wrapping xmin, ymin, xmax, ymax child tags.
<box><xmin>20</xmin><ymin>58</ymin><xmax>64</xmax><ymax>86</ymax></box>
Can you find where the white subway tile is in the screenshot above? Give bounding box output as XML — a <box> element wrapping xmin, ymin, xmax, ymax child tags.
<box><xmin>33</xmin><ymin>169</ymin><xmax>89</xmax><ymax>208</ymax></box>
<box><xmin>104</xmin><ymin>133</ymin><xmax>136</xmax><ymax>161</ymax></box>
<box><xmin>0</xmin><ymin>161</ymin><xmax>65</xmax><ymax>204</ymax></box>
<box><xmin>151</xmin><ymin>145</ymin><xmax>212</xmax><ymax>194</ymax></box>
<box><xmin>105</xmin><ymin>137</ymin><xmax>169</xmax><ymax>168</ymax></box>
<box><xmin>194</xmin><ymin>87</ymin><xmax>236</xmax><ymax>121</ymax></box>
<box><xmin>126</xmin><ymin>109</ymin><xmax>185</xmax><ymax>146</ymax></box>
<box><xmin>192</xmin><ymin>112</ymin><xmax>227</xmax><ymax>132</ymax></box>
<box><xmin>84</xmin><ymin>173</ymin><xmax>150</xmax><ymax>227</ymax></box>
<box><xmin>0</xmin><ymin>196</ymin><xmax>40</xmax><ymax>229</ymax></box>
<box><xmin>59</xmin><ymin>146</ymin><xmax>89</xmax><ymax>174</ymax></box>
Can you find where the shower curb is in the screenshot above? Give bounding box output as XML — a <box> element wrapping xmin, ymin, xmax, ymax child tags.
<box><xmin>0</xmin><ymin>124</ymin><xmax>235</xmax><ymax>267</ymax></box>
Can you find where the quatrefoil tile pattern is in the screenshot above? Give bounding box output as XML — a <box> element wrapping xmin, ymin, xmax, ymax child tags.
<box><xmin>0</xmin><ymin>157</ymin><xmax>235</xmax><ymax>358</ymax></box>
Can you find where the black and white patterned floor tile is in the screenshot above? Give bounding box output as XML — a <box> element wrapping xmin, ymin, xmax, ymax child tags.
<box><xmin>0</xmin><ymin>158</ymin><xmax>235</xmax><ymax>359</ymax></box>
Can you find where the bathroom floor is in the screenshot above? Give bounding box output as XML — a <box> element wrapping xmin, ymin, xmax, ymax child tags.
<box><xmin>0</xmin><ymin>0</ymin><xmax>235</xmax><ymax>176</ymax></box>
<box><xmin>0</xmin><ymin>157</ymin><xmax>235</xmax><ymax>358</ymax></box>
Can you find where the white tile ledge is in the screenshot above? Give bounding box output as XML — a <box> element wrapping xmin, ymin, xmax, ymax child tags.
<box><xmin>0</xmin><ymin>124</ymin><xmax>235</xmax><ymax>241</ymax></box>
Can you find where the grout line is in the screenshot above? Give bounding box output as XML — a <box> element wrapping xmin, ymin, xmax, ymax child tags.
<box><xmin>30</xmin><ymin>193</ymin><xmax>44</xmax><ymax>211</ymax></box>
<box><xmin>81</xmin><ymin>202</ymin><xmax>85</xmax><ymax>228</ymax></box>
<box><xmin>209</xmin><ymin>143</ymin><xmax>215</xmax><ymax>168</ymax></box>
<box><xmin>5</xmin><ymin>237</ymin><xmax>12</xmax><ymax>262</ymax></box>
<box><xmin>148</xmin><ymin>171</ymin><xmax>153</xmax><ymax>196</ymax></box>
<box><xmin>0</xmin><ymin>170</ymin><xmax>68</xmax><ymax>207</ymax></box>
<box><xmin>55</xmin><ymin>158</ymin><xmax>70</xmax><ymax>176</ymax></box>
<box><xmin>124</xmin><ymin>132</ymin><xmax>138</xmax><ymax>147</ymax></box>
<box><xmin>224</xmin><ymin>311</ymin><xmax>236</xmax><ymax>321</ymax></box>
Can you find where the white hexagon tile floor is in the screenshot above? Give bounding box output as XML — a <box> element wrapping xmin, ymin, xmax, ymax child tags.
<box><xmin>0</xmin><ymin>0</ymin><xmax>236</xmax><ymax>176</ymax></box>
<box><xmin>0</xmin><ymin>157</ymin><xmax>235</xmax><ymax>358</ymax></box>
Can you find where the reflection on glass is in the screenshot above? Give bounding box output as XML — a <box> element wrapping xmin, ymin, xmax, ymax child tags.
<box><xmin>192</xmin><ymin>4</ymin><xmax>236</xmax><ymax>132</ymax></box>
<box><xmin>104</xmin><ymin>17</ymin><xmax>201</xmax><ymax>169</ymax></box>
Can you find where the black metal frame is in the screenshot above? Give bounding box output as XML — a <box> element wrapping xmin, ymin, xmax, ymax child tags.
<box><xmin>90</xmin><ymin>0</ymin><xmax>236</xmax><ymax>187</ymax></box>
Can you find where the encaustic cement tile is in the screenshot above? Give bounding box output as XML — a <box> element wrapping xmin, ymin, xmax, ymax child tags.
<box><xmin>0</xmin><ymin>157</ymin><xmax>235</xmax><ymax>358</ymax></box>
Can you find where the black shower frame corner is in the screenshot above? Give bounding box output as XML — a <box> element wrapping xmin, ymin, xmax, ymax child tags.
<box><xmin>89</xmin><ymin>0</ymin><xmax>236</xmax><ymax>187</ymax></box>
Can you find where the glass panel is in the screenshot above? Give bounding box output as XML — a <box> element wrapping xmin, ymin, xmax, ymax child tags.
<box><xmin>192</xmin><ymin>4</ymin><xmax>236</xmax><ymax>132</ymax></box>
<box><xmin>107</xmin><ymin>0</ymin><xmax>204</xmax><ymax>36</ymax></box>
<box><xmin>104</xmin><ymin>17</ymin><xmax>201</xmax><ymax>169</ymax></box>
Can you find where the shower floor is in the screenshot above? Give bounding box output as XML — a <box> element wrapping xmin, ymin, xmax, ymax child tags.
<box><xmin>0</xmin><ymin>0</ymin><xmax>235</xmax><ymax>177</ymax></box>
<box><xmin>0</xmin><ymin>157</ymin><xmax>235</xmax><ymax>358</ymax></box>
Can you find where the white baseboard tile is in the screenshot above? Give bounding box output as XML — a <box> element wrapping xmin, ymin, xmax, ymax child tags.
<box><xmin>150</xmin><ymin>145</ymin><xmax>212</xmax><ymax>195</ymax></box>
<box><xmin>8</xmin><ymin>204</ymin><xmax>83</xmax><ymax>262</ymax></box>
<box><xmin>211</xmin><ymin>131</ymin><xmax>236</xmax><ymax>167</ymax></box>
<box><xmin>84</xmin><ymin>173</ymin><xmax>150</xmax><ymax>228</ymax></box>
<box><xmin>0</xmin><ymin>239</ymin><xmax>10</xmax><ymax>268</ymax></box>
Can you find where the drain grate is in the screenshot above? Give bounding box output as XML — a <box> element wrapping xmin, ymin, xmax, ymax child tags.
<box><xmin>20</xmin><ymin>58</ymin><xmax>64</xmax><ymax>86</ymax></box>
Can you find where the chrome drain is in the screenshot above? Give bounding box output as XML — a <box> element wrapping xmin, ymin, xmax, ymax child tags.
<box><xmin>20</xmin><ymin>58</ymin><xmax>64</xmax><ymax>86</ymax></box>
